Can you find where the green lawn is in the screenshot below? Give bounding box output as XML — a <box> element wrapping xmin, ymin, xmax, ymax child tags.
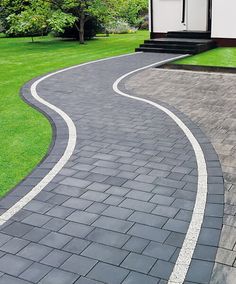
<box><xmin>0</xmin><ymin>31</ymin><xmax>148</xmax><ymax>197</ymax></box>
<box><xmin>174</xmin><ymin>47</ymin><xmax>236</xmax><ymax>68</ymax></box>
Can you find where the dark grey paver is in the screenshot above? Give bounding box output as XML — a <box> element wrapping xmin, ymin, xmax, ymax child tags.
<box><xmin>82</xmin><ymin>242</ymin><xmax>128</xmax><ymax>265</ymax></box>
<box><xmin>0</xmin><ymin>237</ymin><xmax>29</xmax><ymax>254</ymax></box>
<box><xmin>60</xmin><ymin>222</ymin><xmax>93</xmax><ymax>238</ymax></box>
<box><xmin>143</xmin><ymin>241</ymin><xmax>176</xmax><ymax>261</ymax></box>
<box><xmin>87</xmin><ymin>262</ymin><xmax>129</xmax><ymax>284</ymax></box>
<box><xmin>17</xmin><ymin>242</ymin><xmax>52</xmax><ymax>261</ymax></box>
<box><xmin>122</xmin><ymin>271</ymin><xmax>159</xmax><ymax>284</ymax></box>
<box><xmin>20</xmin><ymin>262</ymin><xmax>52</xmax><ymax>283</ymax></box>
<box><xmin>0</xmin><ymin>275</ymin><xmax>32</xmax><ymax>284</ymax></box>
<box><xmin>39</xmin><ymin>231</ymin><xmax>72</xmax><ymax>249</ymax></box>
<box><xmin>86</xmin><ymin>228</ymin><xmax>129</xmax><ymax>248</ymax></box>
<box><xmin>0</xmin><ymin>254</ymin><xmax>32</xmax><ymax>276</ymax></box>
<box><xmin>61</xmin><ymin>254</ymin><xmax>97</xmax><ymax>275</ymax></box>
<box><xmin>121</xmin><ymin>252</ymin><xmax>156</xmax><ymax>273</ymax></box>
<box><xmin>92</xmin><ymin>216</ymin><xmax>133</xmax><ymax>233</ymax></box>
<box><xmin>41</xmin><ymin>249</ymin><xmax>71</xmax><ymax>267</ymax></box>
<box><xmin>39</xmin><ymin>268</ymin><xmax>78</xmax><ymax>284</ymax></box>
<box><xmin>128</xmin><ymin>223</ymin><xmax>170</xmax><ymax>243</ymax></box>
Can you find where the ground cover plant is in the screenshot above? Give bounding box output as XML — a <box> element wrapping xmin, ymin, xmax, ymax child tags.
<box><xmin>0</xmin><ymin>30</ymin><xmax>148</xmax><ymax>197</ymax></box>
<box><xmin>173</xmin><ymin>47</ymin><xmax>236</xmax><ymax>68</ymax></box>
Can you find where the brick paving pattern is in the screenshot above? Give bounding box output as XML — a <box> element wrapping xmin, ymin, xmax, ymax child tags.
<box><xmin>0</xmin><ymin>53</ymin><xmax>224</xmax><ymax>283</ymax></box>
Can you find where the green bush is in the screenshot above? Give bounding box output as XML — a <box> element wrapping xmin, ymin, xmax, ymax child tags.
<box><xmin>106</xmin><ymin>20</ymin><xmax>137</xmax><ymax>34</ymax></box>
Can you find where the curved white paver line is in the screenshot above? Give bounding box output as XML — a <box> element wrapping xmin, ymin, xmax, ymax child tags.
<box><xmin>113</xmin><ymin>58</ymin><xmax>208</xmax><ymax>284</ymax></box>
<box><xmin>0</xmin><ymin>52</ymin><xmax>146</xmax><ymax>226</ymax></box>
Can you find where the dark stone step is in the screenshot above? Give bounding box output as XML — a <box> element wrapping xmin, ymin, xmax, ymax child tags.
<box><xmin>135</xmin><ymin>47</ymin><xmax>194</xmax><ymax>54</ymax></box>
<box><xmin>167</xmin><ymin>31</ymin><xmax>211</xmax><ymax>39</ymax></box>
<box><xmin>145</xmin><ymin>38</ymin><xmax>214</xmax><ymax>44</ymax></box>
<box><xmin>140</xmin><ymin>43</ymin><xmax>206</xmax><ymax>49</ymax></box>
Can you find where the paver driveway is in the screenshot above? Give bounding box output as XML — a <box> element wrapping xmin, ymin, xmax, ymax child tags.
<box><xmin>0</xmin><ymin>53</ymin><xmax>224</xmax><ymax>284</ymax></box>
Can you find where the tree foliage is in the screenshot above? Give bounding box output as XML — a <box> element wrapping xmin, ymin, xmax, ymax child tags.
<box><xmin>0</xmin><ymin>0</ymin><xmax>148</xmax><ymax>43</ymax></box>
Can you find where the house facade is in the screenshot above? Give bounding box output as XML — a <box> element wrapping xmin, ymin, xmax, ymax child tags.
<box><xmin>149</xmin><ymin>0</ymin><xmax>236</xmax><ymax>46</ymax></box>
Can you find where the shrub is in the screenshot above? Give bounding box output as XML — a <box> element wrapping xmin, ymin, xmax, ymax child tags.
<box><xmin>106</xmin><ymin>20</ymin><xmax>137</xmax><ymax>34</ymax></box>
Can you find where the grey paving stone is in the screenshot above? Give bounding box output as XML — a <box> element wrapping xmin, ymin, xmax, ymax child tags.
<box><xmin>60</xmin><ymin>177</ymin><xmax>92</xmax><ymax>188</ymax></box>
<box><xmin>61</xmin><ymin>254</ymin><xmax>97</xmax><ymax>275</ymax></box>
<box><xmin>123</xmin><ymin>180</ymin><xmax>155</xmax><ymax>192</ymax></box>
<box><xmin>128</xmin><ymin>211</ymin><xmax>167</xmax><ymax>228</ymax></box>
<box><xmin>193</xmin><ymin>245</ymin><xmax>218</xmax><ymax>262</ymax></box>
<box><xmin>46</xmin><ymin>205</ymin><xmax>75</xmax><ymax>218</ymax></box>
<box><xmin>154</xmin><ymin>178</ymin><xmax>185</xmax><ymax>189</ymax></box>
<box><xmin>104</xmin><ymin>195</ymin><xmax>124</xmax><ymax>205</ymax></box>
<box><xmin>53</xmin><ymin>185</ymin><xmax>86</xmax><ymax>197</ymax></box>
<box><xmin>80</xmin><ymin>191</ymin><xmax>109</xmax><ymax>202</ymax></box>
<box><xmin>17</xmin><ymin>242</ymin><xmax>52</xmax><ymax>261</ymax></box>
<box><xmin>150</xmin><ymin>260</ymin><xmax>174</xmax><ymax>279</ymax></box>
<box><xmin>0</xmin><ymin>275</ymin><xmax>32</xmax><ymax>284</ymax></box>
<box><xmin>41</xmin><ymin>249</ymin><xmax>71</xmax><ymax>267</ymax></box>
<box><xmin>40</xmin><ymin>231</ymin><xmax>72</xmax><ymax>249</ymax></box>
<box><xmin>92</xmin><ymin>166</ymin><xmax>120</xmax><ymax>177</ymax></box>
<box><xmin>86</xmin><ymin>228</ymin><xmax>129</xmax><ymax>248</ymax></box>
<box><xmin>92</xmin><ymin>153</ymin><xmax>118</xmax><ymax>161</ymax></box>
<box><xmin>20</xmin><ymin>262</ymin><xmax>52</xmax><ymax>283</ymax></box>
<box><xmin>75</xmin><ymin>277</ymin><xmax>103</xmax><ymax>284</ymax></box>
<box><xmin>121</xmin><ymin>252</ymin><xmax>156</xmax><ymax>274</ymax></box>
<box><xmin>39</xmin><ymin>268</ymin><xmax>78</xmax><ymax>284</ymax></box>
<box><xmin>171</xmin><ymin>199</ymin><xmax>195</xmax><ymax>211</ymax></box>
<box><xmin>0</xmin><ymin>232</ymin><xmax>13</xmax><ymax>247</ymax></box>
<box><xmin>205</xmin><ymin>203</ymin><xmax>224</xmax><ymax>217</ymax></box>
<box><xmin>47</xmin><ymin>194</ymin><xmax>70</xmax><ymax>205</ymax></box>
<box><xmin>87</xmin><ymin>182</ymin><xmax>111</xmax><ymax>192</ymax></box>
<box><xmin>23</xmin><ymin>227</ymin><xmax>50</xmax><ymax>242</ymax></box>
<box><xmin>165</xmin><ymin>232</ymin><xmax>186</xmax><ymax>248</ymax></box>
<box><xmin>82</xmin><ymin>242</ymin><xmax>128</xmax><ymax>265</ymax></box>
<box><xmin>152</xmin><ymin>205</ymin><xmax>179</xmax><ymax>218</ymax></box>
<box><xmin>92</xmin><ymin>216</ymin><xmax>133</xmax><ymax>233</ymax></box>
<box><xmin>0</xmin><ymin>237</ymin><xmax>29</xmax><ymax>254</ymax></box>
<box><xmin>63</xmin><ymin>237</ymin><xmax>90</xmax><ymax>254</ymax></box>
<box><xmin>119</xmin><ymin>198</ymin><xmax>155</xmax><ymax>213</ymax></box>
<box><xmin>60</xmin><ymin>221</ymin><xmax>93</xmax><ymax>238</ymax></box>
<box><xmin>175</xmin><ymin>209</ymin><xmax>192</xmax><ymax>222</ymax></box>
<box><xmin>43</xmin><ymin>217</ymin><xmax>68</xmax><ymax>231</ymax></box>
<box><xmin>128</xmin><ymin>224</ymin><xmax>170</xmax><ymax>243</ymax></box>
<box><xmin>104</xmin><ymin>176</ymin><xmax>127</xmax><ymax>186</ymax></box>
<box><xmin>122</xmin><ymin>236</ymin><xmax>149</xmax><ymax>253</ymax></box>
<box><xmin>86</xmin><ymin>173</ymin><xmax>109</xmax><ymax>183</ymax></box>
<box><xmin>163</xmin><ymin>219</ymin><xmax>189</xmax><ymax>234</ymax></box>
<box><xmin>117</xmin><ymin>171</ymin><xmax>139</xmax><ymax>180</ymax></box>
<box><xmin>122</xmin><ymin>271</ymin><xmax>159</xmax><ymax>284</ymax></box>
<box><xmin>102</xmin><ymin>205</ymin><xmax>133</xmax><ymax>219</ymax></box>
<box><xmin>150</xmin><ymin>194</ymin><xmax>175</xmax><ymax>206</ymax></box>
<box><xmin>143</xmin><ymin>241</ymin><xmax>176</xmax><ymax>261</ymax></box>
<box><xmin>135</xmin><ymin>174</ymin><xmax>157</xmax><ymax>184</ymax></box>
<box><xmin>67</xmin><ymin>210</ymin><xmax>99</xmax><ymax>225</ymax></box>
<box><xmin>186</xmin><ymin>259</ymin><xmax>214</xmax><ymax>284</ymax></box>
<box><xmin>198</xmin><ymin>228</ymin><xmax>221</xmax><ymax>247</ymax></box>
<box><xmin>24</xmin><ymin>200</ymin><xmax>54</xmax><ymax>214</ymax></box>
<box><xmin>126</xmin><ymin>190</ymin><xmax>153</xmax><ymax>202</ymax></box>
<box><xmin>86</xmin><ymin>202</ymin><xmax>108</xmax><ymax>214</ymax></box>
<box><xmin>2</xmin><ymin>222</ymin><xmax>33</xmax><ymax>237</ymax></box>
<box><xmin>0</xmin><ymin>253</ymin><xmax>32</xmax><ymax>276</ymax></box>
<box><xmin>63</xmin><ymin>197</ymin><xmax>93</xmax><ymax>210</ymax></box>
<box><xmin>87</xmin><ymin>262</ymin><xmax>129</xmax><ymax>284</ymax></box>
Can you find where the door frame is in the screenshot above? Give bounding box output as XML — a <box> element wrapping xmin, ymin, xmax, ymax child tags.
<box><xmin>182</xmin><ymin>0</ymin><xmax>212</xmax><ymax>31</ymax></box>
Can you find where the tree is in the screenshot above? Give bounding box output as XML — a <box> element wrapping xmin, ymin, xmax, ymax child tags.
<box><xmin>56</xmin><ymin>0</ymin><xmax>119</xmax><ymax>43</ymax></box>
<box><xmin>6</xmin><ymin>0</ymin><xmax>76</xmax><ymax>41</ymax></box>
<box><xmin>118</xmin><ymin>0</ymin><xmax>148</xmax><ymax>28</ymax></box>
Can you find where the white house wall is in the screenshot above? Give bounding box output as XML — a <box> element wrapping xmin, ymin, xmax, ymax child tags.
<box><xmin>212</xmin><ymin>0</ymin><xmax>236</xmax><ymax>38</ymax></box>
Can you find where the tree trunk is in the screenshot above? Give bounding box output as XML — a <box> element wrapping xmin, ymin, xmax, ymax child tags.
<box><xmin>79</xmin><ymin>14</ymin><xmax>85</xmax><ymax>44</ymax></box>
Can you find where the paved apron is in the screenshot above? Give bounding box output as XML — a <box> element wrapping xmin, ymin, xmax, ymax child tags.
<box><xmin>0</xmin><ymin>53</ymin><xmax>224</xmax><ymax>284</ymax></box>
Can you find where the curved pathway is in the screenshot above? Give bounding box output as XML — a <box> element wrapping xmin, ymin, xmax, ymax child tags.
<box><xmin>0</xmin><ymin>53</ymin><xmax>224</xmax><ymax>284</ymax></box>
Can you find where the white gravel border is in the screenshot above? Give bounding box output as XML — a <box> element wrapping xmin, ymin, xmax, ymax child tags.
<box><xmin>113</xmin><ymin>55</ymin><xmax>208</xmax><ymax>284</ymax></box>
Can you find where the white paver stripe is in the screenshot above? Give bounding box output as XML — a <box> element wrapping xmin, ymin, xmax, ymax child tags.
<box><xmin>0</xmin><ymin>52</ymin><xmax>140</xmax><ymax>226</ymax></box>
<box><xmin>112</xmin><ymin>55</ymin><xmax>207</xmax><ymax>284</ymax></box>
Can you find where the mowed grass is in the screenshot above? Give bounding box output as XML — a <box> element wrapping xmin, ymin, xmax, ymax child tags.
<box><xmin>0</xmin><ymin>31</ymin><xmax>148</xmax><ymax>197</ymax></box>
<box><xmin>174</xmin><ymin>47</ymin><xmax>236</xmax><ymax>68</ymax></box>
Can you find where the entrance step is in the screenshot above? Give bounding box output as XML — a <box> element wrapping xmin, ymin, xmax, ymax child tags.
<box><xmin>136</xmin><ymin>35</ymin><xmax>217</xmax><ymax>55</ymax></box>
<box><xmin>167</xmin><ymin>30</ymin><xmax>211</xmax><ymax>39</ymax></box>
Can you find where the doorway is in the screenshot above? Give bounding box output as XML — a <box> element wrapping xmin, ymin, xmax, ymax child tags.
<box><xmin>183</xmin><ymin>0</ymin><xmax>211</xmax><ymax>31</ymax></box>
